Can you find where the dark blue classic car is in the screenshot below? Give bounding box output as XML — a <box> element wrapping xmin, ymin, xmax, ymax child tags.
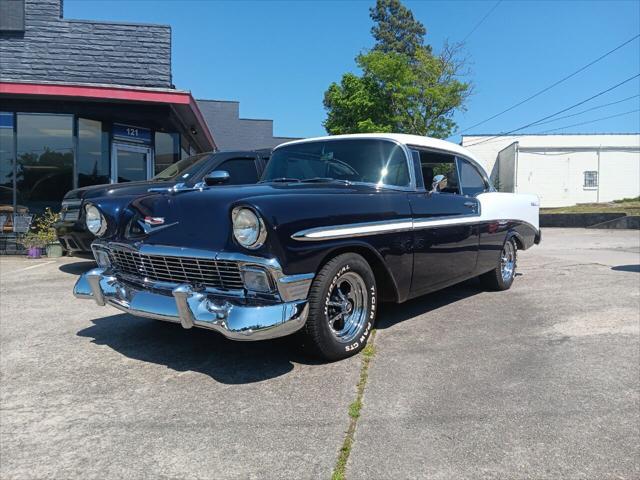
<box><xmin>74</xmin><ymin>134</ymin><xmax>540</xmax><ymax>360</ymax></box>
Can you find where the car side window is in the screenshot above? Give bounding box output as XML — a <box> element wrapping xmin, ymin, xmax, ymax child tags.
<box><xmin>457</xmin><ymin>157</ymin><xmax>488</xmax><ymax>196</ymax></box>
<box><xmin>418</xmin><ymin>150</ymin><xmax>460</xmax><ymax>195</ymax></box>
<box><xmin>216</xmin><ymin>158</ymin><xmax>259</xmax><ymax>185</ymax></box>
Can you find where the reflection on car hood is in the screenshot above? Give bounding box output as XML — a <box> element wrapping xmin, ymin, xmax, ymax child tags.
<box><xmin>63</xmin><ymin>180</ymin><xmax>177</xmax><ymax>201</ymax></box>
<box><xmin>118</xmin><ymin>182</ymin><xmax>382</xmax><ymax>252</ymax></box>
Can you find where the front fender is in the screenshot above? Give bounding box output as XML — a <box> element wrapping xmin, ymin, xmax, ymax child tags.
<box><xmin>247</xmin><ymin>190</ymin><xmax>414</xmax><ymax>302</ymax></box>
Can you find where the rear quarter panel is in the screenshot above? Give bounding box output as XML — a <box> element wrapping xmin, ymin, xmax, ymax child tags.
<box><xmin>475</xmin><ymin>192</ymin><xmax>540</xmax><ymax>273</ymax></box>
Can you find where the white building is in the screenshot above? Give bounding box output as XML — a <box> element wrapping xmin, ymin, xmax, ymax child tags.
<box><xmin>461</xmin><ymin>134</ymin><xmax>640</xmax><ymax>207</ymax></box>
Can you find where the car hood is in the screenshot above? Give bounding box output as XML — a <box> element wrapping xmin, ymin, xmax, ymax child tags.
<box><xmin>63</xmin><ymin>180</ymin><xmax>177</xmax><ymax>201</ymax></box>
<box><xmin>110</xmin><ymin>182</ymin><xmax>386</xmax><ymax>252</ymax></box>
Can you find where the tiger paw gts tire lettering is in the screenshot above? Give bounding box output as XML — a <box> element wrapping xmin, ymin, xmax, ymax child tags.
<box><xmin>301</xmin><ymin>253</ymin><xmax>377</xmax><ymax>361</ymax></box>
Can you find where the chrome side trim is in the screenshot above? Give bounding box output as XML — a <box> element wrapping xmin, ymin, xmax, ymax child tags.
<box><xmin>292</xmin><ymin>215</ymin><xmax>484</xmax><ymax>241</ymax></box>
<box><xmin>412</xmin><ymin>214</ymin><xmax>482</xmax><ymax>229</ymax></box>
<box><xmin>292</xmin><ymin>218</ymin><xmax>415</xmax><ymax>241</ymax></box>
<box><xmin>291</xmin><ymin>216</ymin><xmax>539</xmax><ymax>242</ymax></box>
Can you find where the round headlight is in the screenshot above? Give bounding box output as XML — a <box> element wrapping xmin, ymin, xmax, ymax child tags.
<box><xmin>85</xmin><ymin>204</ymin><xmax>107</xmax><ymax>236</ymax></box>
<box><xmin>232</xmin><ymin>207</ymin><xmax>266</xmax><ymax>249</ymax></box>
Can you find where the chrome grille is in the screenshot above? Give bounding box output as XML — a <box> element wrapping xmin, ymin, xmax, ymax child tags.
<box><xmin>109</xmin><ymin>247</ymin><xmax>244</xmax><ymax>290</ymax></box>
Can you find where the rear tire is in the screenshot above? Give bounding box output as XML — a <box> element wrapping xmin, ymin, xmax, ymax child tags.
<box><xmin>479</xmin><ymin>237</ymin><xmax>517</xmax><ymax>291</ymax></box>
<box><xmin>300</xmin><ymin>253</ymin><xmax>377</xmax><ymax>361</ymax></box>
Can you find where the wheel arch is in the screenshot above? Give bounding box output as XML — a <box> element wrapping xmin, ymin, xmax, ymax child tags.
<box><xmin>317</xmin><ymin>244</ymin><xmax>400</xmax><ymax>303</ymax></box>
<box><xmin>507</xmin><ymin>230</ymin><xmax>525</xmax><ymax>250</ymax></box>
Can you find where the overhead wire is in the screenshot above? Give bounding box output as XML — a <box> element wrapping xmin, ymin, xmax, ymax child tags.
<box><xmin>461</xmin><ymin>0</ymin><xmax>502</xmax><ymax>43</ymax></box>
<box><xmin>537</xmin><ymin>108</ymin><xmax>640</xmax><ymax>134</ymax></box>
<box><xmin>449</xmin><ymin>33</ymin><xmax>640</xmax><ymax>138</ymax></box>
<box><xmin>530</xmin><ymin>94</ymin><xmax>640</xmax><ymax>127</ymax></box>
<box><xmin>461</xmin><ymin>108</ymin><xmax>640</xmax><ymax>148</ymax></box>
<box><xmin>463</xmin><ymin>73</ymin><xmax>640</xmax><ymax>147</ymax></box>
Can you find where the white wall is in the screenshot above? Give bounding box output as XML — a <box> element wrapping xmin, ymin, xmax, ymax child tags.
<box><xmin>462</xmin><ymin>134</ymin><xmax>640</xmax><ymax>207</ymax></box>
<box><xmin>515</xmin><ymin>149</ymin><xmax>640</xmax><ymax>207</ymax></box>
<box><xmin>599</xmin><ymin>150</ymin><xmax>640</xmax><ymax>202</ymax></box>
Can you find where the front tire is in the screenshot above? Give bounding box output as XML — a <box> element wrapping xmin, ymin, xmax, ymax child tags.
<box><xmin>479</xmin><ymin>237</ymin><xmax>517</xmax><ymax>291</ymax></box>
<box><xmin>301</xmin><ymin>253</ymin><xmax>377</xmax><ymax>361</ymax></box>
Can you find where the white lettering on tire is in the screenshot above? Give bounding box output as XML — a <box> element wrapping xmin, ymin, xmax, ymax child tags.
<box><xmin>345</xmin><ymin>282</ymin><xmax>376</xmax><ymax>352</ymax></box>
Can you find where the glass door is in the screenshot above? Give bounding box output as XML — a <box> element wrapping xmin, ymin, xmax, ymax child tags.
<box><xmin>111</xmin><ymin>143</ymin><xmax>152</xmax><ymax>183</ymax></box>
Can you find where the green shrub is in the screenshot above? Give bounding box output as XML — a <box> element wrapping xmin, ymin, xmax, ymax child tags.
<box><xmin>22</xmin><ymin>208</ymin><xmax>60</xmax><ymax>248</ymax></box>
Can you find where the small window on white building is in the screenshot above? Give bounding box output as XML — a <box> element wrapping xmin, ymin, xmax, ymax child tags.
<box><xmin>584</xmin><ymin>171</ymin><xmax>598</xmax><ymax>189</ymax></box>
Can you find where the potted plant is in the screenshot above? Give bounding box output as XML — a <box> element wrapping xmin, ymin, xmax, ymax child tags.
<box><xmin>22</xmin><ymin>231</ymin><xmax>46</xmax><ymax>258</ymax></box>
<box><xmin>39</xmin><ymin>208</ymin><xmax>63</xmax><ymax>257</ymax></box>
<box><xmin>23</xmin><ymin>208</ymin><xmax>63</xmax><ymax>258</ymax></box>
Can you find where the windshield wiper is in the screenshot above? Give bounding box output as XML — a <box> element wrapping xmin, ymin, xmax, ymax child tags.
<box><xmin>259</xmin><ymin>177</ymin><xmax>302</xmax><ymax>183</ymax></box>
<box><xmin>300</xmin><ymin>177</ymin><xmax>351</xmax><ymax>184</ymax></box>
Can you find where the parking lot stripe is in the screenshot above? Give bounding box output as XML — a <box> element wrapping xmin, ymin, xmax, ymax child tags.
<box><xmin>5</xmin><ymin>261</ymin><xmax>55</xmax><ymax>274</ymax></box>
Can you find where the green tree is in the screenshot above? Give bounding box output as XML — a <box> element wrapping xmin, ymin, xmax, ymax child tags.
<box><xmin>323</xmin><ymin>0</ymin><xmax>471</xmax><ymax>138</ymax></box>
<box><xmin>370</xmin><ymin>0</ymin><xmax>428</xmax><ymax>57</ymax></box>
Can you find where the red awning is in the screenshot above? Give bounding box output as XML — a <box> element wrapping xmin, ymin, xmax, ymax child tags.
<box><xmin>0</xmin><ymin>81</ymin><xmax>216</xmax><ymax>151</ymax></box>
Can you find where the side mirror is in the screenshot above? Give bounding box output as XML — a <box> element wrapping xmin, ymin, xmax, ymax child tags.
<box><xmin>204</xmin><ymin>170</ymin><xmax>230</xmax><ymax>186</ymax></box>
<box><xmin>430</xmin><ymin>174</ymin><xmax>447</xmax><ymax>193</ymax></box>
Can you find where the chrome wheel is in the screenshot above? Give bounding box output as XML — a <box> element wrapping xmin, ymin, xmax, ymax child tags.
<box><xmin>326</xmin><ymin>271</ymin><xmax>368</xmax><ymax>343</ymax></box>
<box><xmin>501</xmin><ymin>240</ymin><xmax>516</xmax><ymax>282</ymax></box>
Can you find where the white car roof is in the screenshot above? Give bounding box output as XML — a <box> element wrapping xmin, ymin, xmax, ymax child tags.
<box><xmin>276</xmin><ymin>133</ymin><xmax>488</xmax><ymax>177</ymax></box>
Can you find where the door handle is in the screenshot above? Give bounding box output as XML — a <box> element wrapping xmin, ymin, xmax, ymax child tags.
<box><xmin>463</xmin><ymin>201</ymin><xmax>477</xmax><ymax>208</ymax></box>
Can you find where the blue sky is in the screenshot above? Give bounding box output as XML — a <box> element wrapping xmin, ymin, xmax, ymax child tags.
<box><xmin>65</xmin><ymin>0</ymin><xmax>640</xmax><ymax>140</ymax></box>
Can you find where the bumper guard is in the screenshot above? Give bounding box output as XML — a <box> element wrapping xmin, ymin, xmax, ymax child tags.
<box><xmin>74</xmin><ymin>268</ymin><xmax>310</xmax><ymax>341</ymax></box>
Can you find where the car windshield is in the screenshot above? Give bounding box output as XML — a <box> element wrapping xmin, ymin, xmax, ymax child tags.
<box><xmin>152</xmin><ymin>153</ymin><xmax>211</xmax><ymax>182</ymax></box>
<box><xmin>262</xmin><ymin>139</ymin><xmax>410</xmax><ymax>187</ymax></box>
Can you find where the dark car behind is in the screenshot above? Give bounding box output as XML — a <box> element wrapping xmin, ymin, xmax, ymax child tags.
<box><xmin>55</xmin><ymin>150</ymin><xmax>270</xmax><ymax>256</ymax></box>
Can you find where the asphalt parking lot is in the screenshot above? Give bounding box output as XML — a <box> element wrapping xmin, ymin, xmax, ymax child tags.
<box><xmin>1</xmin><ymin>228</ymin><xmax>638</xmax><ymax>479</ymax></box>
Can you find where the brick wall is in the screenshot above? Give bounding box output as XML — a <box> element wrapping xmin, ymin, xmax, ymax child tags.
<box><xmin>0</xmin><ymin>0</ymin><xmax>171</xmax><ymax>87</ymax></box>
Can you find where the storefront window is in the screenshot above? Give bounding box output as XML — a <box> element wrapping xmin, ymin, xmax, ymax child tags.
<box><xmin>77</xmin><ymin>118</ymin><xmax>109</xmax><ymax>188</ymax></box>
<box><xmin>0</xmin><ymin>112</ymin><xmax>15</xmax><ymax>208</ymax></box>
<box><xmin>154</xmin><ymin>132</ymin><xmax>179</xmax><ymax>175</ymax></box>
<box><xmin>181</xmin><ymin>134</ymin><xmax>190</xmax><ymax>160</ymax></box>
<box><xmin>16</xmin><ymin>113</ymin><xmax>73</xmax><ymax>213</ymax></box>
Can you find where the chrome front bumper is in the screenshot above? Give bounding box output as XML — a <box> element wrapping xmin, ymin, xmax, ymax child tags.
<box><xmin>74</xmin><ymin>268</ymin><xmax>309</xmax><ymax>341</ymax></box>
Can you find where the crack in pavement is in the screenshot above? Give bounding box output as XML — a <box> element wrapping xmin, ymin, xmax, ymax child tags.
<box><xmin>332</xmin><ymin>330</ymin><xmax>377</xmax><ymax>480</ymax></box>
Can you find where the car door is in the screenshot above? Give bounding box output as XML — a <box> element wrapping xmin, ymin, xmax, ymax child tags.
<box><xmin>408</xmin><ymin>149</ymin><xmax>480</xmax><ymax>296</ymax></box>
<box><xmin>456</xmin><ymin>155</ymin><xmax>500</xmax><ymax>273</ymax></box>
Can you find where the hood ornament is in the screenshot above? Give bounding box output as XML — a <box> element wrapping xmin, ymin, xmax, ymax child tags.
<box><xmin>136</xmin><ymin>216</ymin><xmax>178</xmax><ymax>235</ymax></box>
<box><xmin>144</xmin><ymin>216</ymin><xmax>165</xmax><ymax>226</ymax></box>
